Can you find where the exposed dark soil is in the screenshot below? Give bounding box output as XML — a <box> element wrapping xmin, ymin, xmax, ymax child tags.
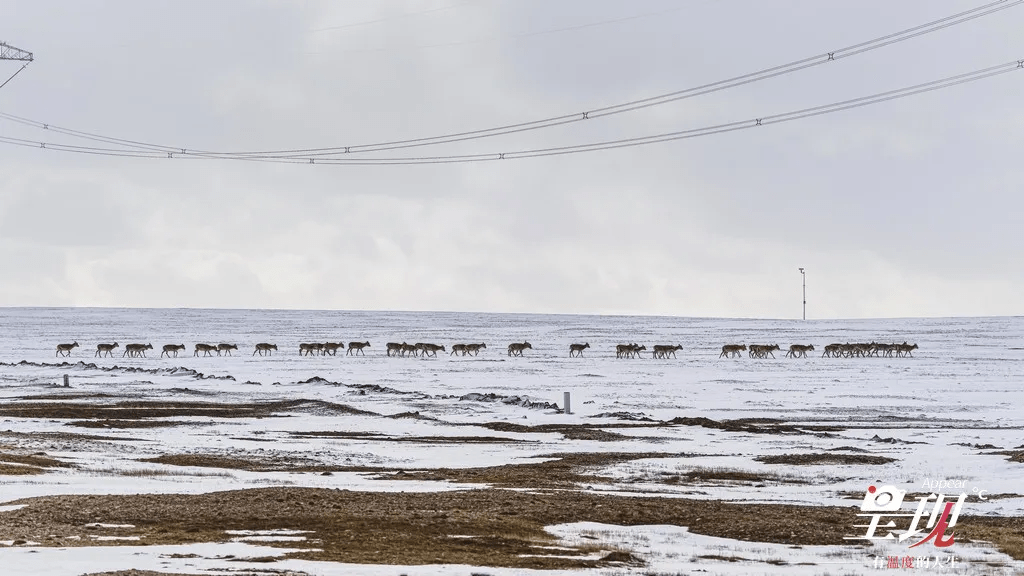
<box><xmin>139</xmin><ymin>454</ymin><xmax>380</xmax><ymax>474</ymax></box>
<box><xmin>290</xmin><ymin>431</ymin><xmax>536</xmax><ymax>444</ymax></box>
<box><xmin>667</xmin><ymin>416</ymin><xmax>843</xmax><ymax>436</ymax></box>
<box><xmin>991</xmin><ymin>450</ymin><xmax>1024</xmax><ymax>463</ymax></box>
<box><xmin>0</xmin><ymin>399</ymin><xmax>376</xmax><ymax>420</ymax></box>
<box><xmin>375</xmin><ymin>451</ymin><xmax>695</xmax><ymax>489</ymax></box>
<box><xmin>0</xmin><ymin>451</ymin><xmax>73</xmax><ymax>468</ymax></box>
<box><xmin>69</xmin><ymin>420</ymin><xmax>191</xmax><ymax>429</ymax></box>
<box><xmin>662</xmin><ymin>468</ymin><xmax>812</xmax><ymax>485</ymax></box>
<box><xmin>0</xmin><ymin>463</ymin><xmax>44</xmax><ymax>475</ymax></box>
<box><xmin>755</xmin><ymin>453</ymin><xmax>896</xmax><ymax>466</ymax></box>
<box><xmin>4</xmin><ymin>487</ymin><xmax>1022</xmax><ymax>568</ymax></box>
<box><xmin>84</xmin><ymin>572</ymin><xmax>209</xmax><ymax>576</ymax></box>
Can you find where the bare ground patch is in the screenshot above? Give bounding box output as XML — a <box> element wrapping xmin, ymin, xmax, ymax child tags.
<box><xmin>0</xmin><ymin>462</ymin><xmax>45</xmax><ymax>475</ymax></box>
<box><xmin>0</xmin><ymin>451</ymin><xmax>73</xmax><ymax>468</ymax></box>
<box><xmin>3</xmin><ymin>487</ymin><xmax>1022</xmax><ymax>568</ymax></box>
<box><xmin>755</xmin><ymin>453</ymin><xmax>896</xmax><ymax>466</ymax></box>
<box><xmin>0</xmin><ymin>399</ymin><xmax>377</xmax><ymax>421</ymax></box>
<box><xmin>375</xmin><ymin>451</ymin><xmax>702</xmax><ymax>489</ymax></box>
<box><xmin>290</xmin><ymin>431</ymin><xmax>537</xmax><ymax>444</ymax></box>
<box><xmin>640</xmin><ymin>466</ymin><xmax>816</xmax><ymax>486</ymax></box>
<box><xmin>69</xmin><ymin>420</ymin><xmax>192</xmax><ymax>429</ymax></box>
<box><xmin>138</xmin><ymin>454</ymin><xmax>379</xmax><ymax>474</ymax></box>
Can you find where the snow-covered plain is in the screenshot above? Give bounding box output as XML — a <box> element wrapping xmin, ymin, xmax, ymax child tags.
<box><xmin>0</xmin><ymin>307</ymin><xmax>1021</xmax><ymax>575</ymax></box>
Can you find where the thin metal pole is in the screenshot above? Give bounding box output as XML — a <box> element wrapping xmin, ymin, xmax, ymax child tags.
<box><xmin>799</xmin><ymin>268</ymin><xmax>806</xmax><ymax>320</ymax></box>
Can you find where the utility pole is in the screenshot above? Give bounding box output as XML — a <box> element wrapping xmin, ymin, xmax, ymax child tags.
<box><xmin>798</xmin><ymin>267</ymin><xmax>806</xmax><ymax>320</ymax></box>
<box><xmin>0</xmin><ymin>41</ymin><xmax>33</xmax><ymax>90</ymax></box>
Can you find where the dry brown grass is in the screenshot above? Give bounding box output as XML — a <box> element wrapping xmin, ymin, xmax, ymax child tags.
<box><xmin>69</xmin><ymin>420</ymin><xmax>189</xmax><ymax>429</ymax></box>
<box><xmin>0</xmin><ymin>452</ymin><xmax>73</xmax><ymax>468</ymax></box>
<box><xmin>0</xmin><ymin>463</ymin><xmax>44</xmax><ymax>475</ymax></box>
<box><xmin>755</xmin><ymin>453</ymin><xmax>896</xmax><ymax>465</ymax></box>
<box><xmin>0</xmin><ymin>487</ymin><xmax>868</xmax><ymax>569</ymax></box>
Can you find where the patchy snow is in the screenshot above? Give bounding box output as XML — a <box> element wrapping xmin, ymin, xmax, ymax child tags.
<box><xmin>0</xmin><ymin>308</ymin><xmax>1021</xmax><ymax>573</ymax></box>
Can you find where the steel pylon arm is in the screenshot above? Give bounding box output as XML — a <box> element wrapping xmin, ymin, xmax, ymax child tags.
<box><xmin>0</xmin><ymin>42</ymin><xmax>33</xmax><ymax>61</ymax></box>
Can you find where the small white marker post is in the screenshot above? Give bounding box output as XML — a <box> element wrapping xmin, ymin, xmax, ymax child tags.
<box><xmin>63</xmin><ymin>374</ymin><xmax>69</xmax><ymax>387</ymax></box>
<box><xmin>563</xmin><ymin>391</ymin><xmax>571</xmax><ymax>415</ymax></box>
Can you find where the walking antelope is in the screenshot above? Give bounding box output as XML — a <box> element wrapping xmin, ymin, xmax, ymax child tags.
<box><xmin>418</xmin><ymin>343</ymin><xmax>446</xmax><ymax>357</ymax></box>
<box><xmin>322</xmin><ymin>342</ymin><xmax>344</xmax><ymax>356</ymax></box>
<box><xmin>822</xmin><ymin>343</ymin><xmax>843</xmax><ymax>358</ymax></box>
<box><xmin>299</xmin><ymin>343</ymin><xmax>323</xmax><ymax>356</ymax></box>
<box><xmin>56</xmin><ymin>342</ymin><xmax>79</xmax><ymax>357</ymax></box>
<box><xmin>720</xmin><ymin>344</ymin><xmax>746</xmax><ymax>358</ymax></box>
<box><xmin>465</xmin><ymin>343</ymin><xmax>486</xmax><ymax>356</ymax></box>
<box><xmin>785</xmin><ymin>344</ymin><xmax>815</xmax><ymax>358</ymax></box>
<box><xmin>95</xmin><ymin>343</ymin><xmax>119</xmax><ymax>357</ymax></box>
<box><xmin>895</xmin><ymin>342</ymin><xmax>918</xmax><ymax>357</ymax></box>
<box><xmin>748</xmin><ymin>344</ymin><xmax>781</xmax><ymax>359</ymax></box>
<box><xmin>652</xmin><ymin>344</ymin><xmax>683</xmax><ymax>359</ymax></box>
<box><xmin>253</xmin><ymin>343</ymin><xmax>278</xmax><ymax>356</ymax></box>
<box><xmin>569</xmin><ymin>343</ymin><xmax>590</xmax><ymax>357</ymax></box>
<box><xmin>450</xmin><ymin>344</ymin><xmax>468</xmax><ymax>356</ymax></box>
<box><xmin>400</xmin><ymin>342</ymin><xmax>418</xmax><ymax>357</ymax></box>
<box><xmin>616</xmin><ymin>343</ymin><xmax>645</xmax><ymax>358</ymax></box>
<box><xmin>386</xmin><ymin>342</ymin><xmax>404</xmax><ymax>356</ymax></box>
<box><xmin>194</xmin><ymin>343</ymin><xmax>218</xmax><ymax>357</ymax></box>
<box><xmin>508</xmin><ymin>342</ymin><xmax>532</xmax><ymax>357</ymax></box>
<box><xmin>216</xmin><ymin>343</ymin><xmax>238</xmax><ymax>356</ymax></box>
<box><xmin>161</xmin><ymin>344</ymin><xmax>186</xmax><ymax>358</ymax></box>
<box><xmin>347</xmin><ymin>341</ymin><xmax>370</xmax><ymax>355</ymax></box>
<box><xmin>124</xmin><ymin>343</ymin><xmax>153</xmax><ymax>358</ymax></box>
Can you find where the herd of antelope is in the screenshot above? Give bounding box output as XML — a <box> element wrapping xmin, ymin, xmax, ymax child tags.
<box><xmin>54</xmin><ymin>340</ymin><xmax>920</xmax><ymax>360</ymax></box>
<box><xmin>719</xmin><ymin>342</ymin><xmax>920</xmax><ymax>359</ymax></box>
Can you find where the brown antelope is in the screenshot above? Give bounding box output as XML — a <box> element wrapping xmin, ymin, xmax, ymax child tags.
<box><xmin>450</xmin><ymin>344</ymin><xmax>468</xmax><ymax>356</ymax></box>
<box><xmin>195</xmin><ymin>343</ymin><xmax>218</xmax><ymax>357</ymax></box>
<box><xmin>161</xmin><ymin>344</ymin><xmax>186</xmax><ymax>358</ymax></box>
<box><xmin>507</xmin><ymin>342</ymin><xmax>532</xmax><ymax>357</ymax></box>
<box><xmin>720</xmin><ymin>344</ymin><xmax>745</xmax><ymax>358</ymax></box>
<box><xmin>418</xmin><ymin>343</ymin><xmax>446</xmax><ymax>357</ymax></box>
<box><xmin>785</xmin><ymin>344</ymin><xmax>815</xmax><ymax>358</ymax></box>
<box><xmin>253</xmin><ymin>343</ymin><xmax>278</xmax><ymax>356</ymax></box>
<box><xmin>895</xmin><ymin>342</ymin><xmax>918</xmax><ymax>357</ymax></box>
<box><xmin>465</xmin><ymin>343</ymin><xmax>486</xmax><ymax>356</ymax></box>
<box><xmin>616</xmin><ymin>343</ymin><xmax>645</xmax><ymax>358</ymax></box>
<box><xmin>569</xmin><ymin>343</ymin><xmax>590</xmax><ymax>357</ymax></box>
<box><xmin>347</xmin><ymin>341</ymin><xmax>370</xmax><ymax>355</ymax></box>
<box><xmin>216</xmin><ymin>343</ymin><xmax>238</xmax><ymax>356</ymax></box>
<box><xmin>386</xmin><ymin>342</ymin><xmax>404</xmax><ymax>356</ymax></box>
<box><xmin>323</xmin><ymin>342</ymin><xmax>344</xmax><ymax>356</ymax></box>
<box><xmin>653</xmin><ymin>344</ymin><xmax>682</xmax><ymax>359</ymax></box>
<box><xmin>400</xmin><ymin>342</ymin><xmax>418</xmax><ymax>357</ymax></box>
<box><xmin>749</xmin><ymin>344</ymin><xmax>781</xmax><ymax>359</ymax></box>
<box><xmin>124</xmin><ymin>343</ymin><xmax>153</xmax><ymax>358</ymax></box>
<box><xmin>95</xmin><ymin>343</ymin><xmax>119</xmax><ymax>357</ymax></box>
<box><xmin>56</xmin><ymin>342</ymin><xmax>79</xmax><ymax>357</ymax></box>
<box><xmin>822</xmin><ymin>343</ymin><xmax>843</xmax><ymax>358</ymax></box>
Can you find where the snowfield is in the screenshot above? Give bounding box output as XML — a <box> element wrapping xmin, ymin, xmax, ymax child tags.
<box><xmin>0</xmin><ymin>307</ymin><xmax>1020</xmax><ymax>575</ymax></box>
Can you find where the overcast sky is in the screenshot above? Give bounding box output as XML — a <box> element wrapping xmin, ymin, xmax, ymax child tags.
<box><xmin>0</xmin><ymin>0</ymin><xmax>1021</xmax><ymax>318</ymax></box>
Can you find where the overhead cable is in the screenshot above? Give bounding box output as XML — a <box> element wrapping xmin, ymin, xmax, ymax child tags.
<box><xmin>2</xmin><ymin>59</ymin><xmax>1019</xmax><ymax>165</ymax></box>
<box><xmin>0</xmin><ymin>0</ymin><xmax>1018</xmax><ymax>157</ymax></box>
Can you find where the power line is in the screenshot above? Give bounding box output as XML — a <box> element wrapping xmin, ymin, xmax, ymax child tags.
<box><xmin>3</xmin><ymin>59</ymin><xmax>1019</xmax><ymax>165</ymax></box>
<box><xmin>0</xmin><ymin>0</ymin><xmax>1017</xmax><ymax>157</ymax></box>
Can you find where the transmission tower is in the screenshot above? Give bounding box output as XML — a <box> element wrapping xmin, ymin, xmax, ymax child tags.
<box><xmin>0</xmin><ymin>41</ymin><xmax>33</xmax><ymax>90</ymax></box>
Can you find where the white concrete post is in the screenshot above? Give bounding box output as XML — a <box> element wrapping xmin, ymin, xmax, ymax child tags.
<box><xmin>563</xmin><ymin>391</ymin><xmax>571</xmax><ymax>415</ymax></box>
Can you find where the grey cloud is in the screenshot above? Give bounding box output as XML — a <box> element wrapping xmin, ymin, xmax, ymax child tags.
<box><xmin>0</xmin><ymin>0</ymin><xmax>1021</xmax><ymax>317</ymax></box>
